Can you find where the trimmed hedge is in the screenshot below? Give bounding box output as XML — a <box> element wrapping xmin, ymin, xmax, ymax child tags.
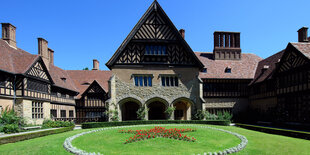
<box><xmin>82</xmin><ymin>120</ymin><xmax>230</xmax><ymax>129</ymax></box>
<box><xmin>0</xmin><ymin>126</ymin><xmax>74</xmax><ymax>145</ymax></box>
<box><xmin>235</xmin><ymin>123</ymin><xmax>310</xmax><ymax>140</ymax></box>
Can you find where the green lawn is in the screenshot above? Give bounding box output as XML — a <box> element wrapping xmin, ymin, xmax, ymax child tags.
<box><xmin>72</xmin><ymin>125</ymin><xmax>239</xmax><ymax>155</ymax></box>
<box><xmin>0</xmin><ymin>124</ymin><xmax>309</xmax><ymax>155</ymax></box>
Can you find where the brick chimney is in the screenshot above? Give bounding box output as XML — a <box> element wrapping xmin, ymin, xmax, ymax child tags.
<box><xmin>1</xmin><ymin>23</ymin><xmax>16</xmax><ymax>48</ymax></box>
<box><xmin>38</xmin><ymin>38</ymin><xmax>50</xmax><ymax>69</ymax></box>
<box><xmin>298</xmin><ymin>27</ymin><xmax>308</xmax><ymax>42</ymax></box>
<box><xmin>48</xmin><ymin>48</ymin><xmax>54</xmax><ymax>65</ymax></box>
<box><xmin>213</xmin><ymin>31</ymin><xmax>241</xmax><ymax>60</ymax></box>
<box><xmin>92</xmin><ymin>59</ymin><xmax>99</xmax><ymax>70</ymax></box>
<box><xmin>179</xmin><ymin>29</ymin><xmax>185</xmax><ymax>39</ymax></box>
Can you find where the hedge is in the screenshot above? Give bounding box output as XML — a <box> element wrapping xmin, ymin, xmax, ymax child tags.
<box><xmin>0</xmin><ymin>126</ymin><xmax>75</xmax><ymax>145</ymax></box>
<box><xmin>235</xmin><ymin>123</ymin><xmax>310</xmax><ymax>140</ymax></box>
<box><xmin>82</xmin><ymin>120</ymin><xmax>230</xmax><ymax>129</ymax></box>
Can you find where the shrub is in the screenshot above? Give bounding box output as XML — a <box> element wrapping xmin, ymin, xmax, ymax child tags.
<box><xmin>164</xmin><ymin>107</ymin><xmax>175</xmax><ymax>120</ymax></box>
<box><xmin>223</xmin><ymin>111</ymin><xmax>233</xmax><ymax>120</ymax></box>
<box><xmin>0</xmin><ymin>108</ymin><xmax>25</xmax><ymax>133</ymax></box>
<box><xmin>205</xmin><ymin>111</ymin><xmax>218</xmax><ymax>120</ymax></box>
<box><xmin>136</xmin><ymin>106</ymin><xmax>149</xmax><ymax>120</ymax></box>
<box><xmin>2</xmin><ymin>124</ymin><xmax>20</xmax><ymax>134</ymax></box>
<box><xmin>105</xmin><ymin>103</ymin><xmax>119</xmax><ymax>121</ymax></box>
<box><xmin>82</xmin><ymin>120</ymin><xmax>231</xmax><ymax>129</ymax></box>
<box><xmin>42</xmin><ymin>120</ymin><xmax>74</xmax><ymax>128</ymax></box>
<box><xmin>217</xmin><ymin>111</ymin><xmax>224</xmax><ymax>120</ymax></box>
<box><xmin>193</xmin><ymin>110</ymin><xmax>206</xmax><ymax>120</ymax></box>
<box><xmin>0</xmin><ymin>126</ymin><xmax>74</xmax><ymax>145</ymax></box>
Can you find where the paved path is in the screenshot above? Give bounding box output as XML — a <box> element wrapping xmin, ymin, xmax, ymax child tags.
<box><xmin>0</xmin><ymin>128</ymin><xmax>57</xmax><ymax>138</ymax></box>
<box><xmin>74</xmin><ymin>125</ymin><xmax>82</xmax><ymax>130</ymax></box>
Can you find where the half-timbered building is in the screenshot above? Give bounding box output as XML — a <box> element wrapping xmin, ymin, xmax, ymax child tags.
<box><xmin>249</xmin><ymin>27</ymin><xmax>310</xmax><ymax>125</ymax></box>
<box><xmin>67</xmin><ymin>64</ymin><xmax>111</xmax><ymax>123</ymax></box>
<box><xmin>1</xmin><ymin>0</ymin><xmax>309</xmax><ymax>126</ymax></box>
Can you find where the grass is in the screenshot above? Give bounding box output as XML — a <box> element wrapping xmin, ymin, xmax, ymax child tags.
<box><xmin>0</xmin><ymin>124</ymin><xmax>308</xmax><ymax>155</ymax></box>
<box><xmin>72</xmin><ymin>125</ymin><xmax>239</xmax><ymax>155</ymax></box>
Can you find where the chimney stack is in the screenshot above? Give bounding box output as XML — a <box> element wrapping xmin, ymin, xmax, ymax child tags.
<box><xmin>92</xmin><ymin>59</ymin><xmax>99</xmax><ymax>70</ymax></box>
<box><xmin>38</xmin><ymin>38</ymin><xmax>50</xmax><ymax>69</ymax></box>
<box><xmin>298</xmin><ymin>27</ymin><xmax>308</xmax><ymax>42</ymax></box>
<box><xmin>213</xmin><ymin>31</ymin><xmax>241</xmax><ymax>60</ymax></box>
<box><xmin>179</xmin><ymin>29</ymin><xmax>185</xmax><ymax>39</ymax></box>
<box><xmin>48</xmin><ymin>48</ymin><xmax>54</xmax><ymax>65</ymax></box>
<box><xmin>1</xmin><ymin>23</ymin><xmax>16</xmax><ymax>48</ymax></box>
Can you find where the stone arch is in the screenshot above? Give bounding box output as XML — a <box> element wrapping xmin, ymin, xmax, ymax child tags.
<box><xmin>171</xmin><ymin>97</ymin><xmax>193</xmax><ymax>120</ymax></box>
<box><xmin>145</xmin><ymin>97</ymin><xmax>169</xmax><ymax>120</ymax></box>
<box><xmin>118</xmin><ymin>97</ymin><xmax>142</xmax><ymax>121</ymax></box>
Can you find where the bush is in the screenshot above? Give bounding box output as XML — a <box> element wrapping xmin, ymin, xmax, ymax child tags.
<box><xmin>42</xmin><ymin>120</ymin><xmax>74</xmax><ymax>128</ymax></box>
<box><xmin>206</xmin><ymin>111</ymin><xmax>217</xmax><ymax>120</ymax></box>
<box><xmin>2</xmin><ymin>124</ymin><xmax>20</xmax><ymax>134</ymax></box>
<box><xmin>223</xmin><ymin>111</ymin><xmax>233</xmax><ymax>120</ymax></box>
<box><xmin>164</xmin><ymin>107</ymin><xmax>175</xmax><ymax>120</ymax></box>
<box><xmin>0</xmin><ymin>126</ymin><xmax>74</xmax><ymax>145</ymax></box>
<box><xmin>136</xmin><ymin>106</ymin><xmax>149</xmax><ymax>120</ymax></box>
<box><xmin>193</xmin><ymin>110</ymin><xmax>206</xmax><ymax>120</ymax></box>
<box><xmin>82</xmin><ymin>120</ymin><xmax>231</xmax><ymax>129</ymax></box>
<box><xmin>0</xmin><ymin>108</ymin><xmax>25</xmax><ymax>133</ymax></box>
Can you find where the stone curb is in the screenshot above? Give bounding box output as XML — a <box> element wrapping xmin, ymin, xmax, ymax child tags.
<box><xmin>63</xmin><ymin>124</ymin><xmax>248</xmax><ymax>155</ymax></box>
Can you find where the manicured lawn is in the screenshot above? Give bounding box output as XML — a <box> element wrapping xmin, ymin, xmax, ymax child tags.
<box><xmin>72</xmin><ymin>125</ymin><xmax>239</xmax><ymax>155</ymax></box>
<box><xmin>0</xmin><ymin>124</ymin><xmax>309</xmax><ymax>155</ymax></box>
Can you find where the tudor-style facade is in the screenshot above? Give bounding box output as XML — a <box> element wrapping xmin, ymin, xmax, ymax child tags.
<box><xmin>249</xmin><ymin>27</ymin><xmax>310</xmax><ymax>125</ymax></box>
<box><xmin>106</xmin><ymin>1</ymin><xmax>204</xmax><ymax>121</ymax></box>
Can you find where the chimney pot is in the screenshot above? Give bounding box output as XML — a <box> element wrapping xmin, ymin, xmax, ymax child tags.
<box><xmin>1</xmin><ymin>23</ymin><xmax>16</xmax><ymax>48</ymax></box>
<box><xmin>179</xmin><ymin>29</ymin><xmax>185</xmax><ymax>39</ymax></box>
<box><xmin>92</xmin><ymin>59</ymin><xmax>99</xmax><ymax>70</ymax></box>
<box><xmin>298</xmin><ymin>27</ymin><xmax>308</xmax><ymax>42</ymax></box>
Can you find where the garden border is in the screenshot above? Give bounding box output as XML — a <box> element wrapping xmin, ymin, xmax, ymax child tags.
<box><xmin>81</xmin><ymin>120</ymin><xmax>230</xmax><ymax>129</ymax></box>
<box><xmin>0</xmin><ymin>126</ymin><xmax>74</xmax><ymax>145</ymax></box>
<box><xmin>64</xmin><ymin>124</ymin><xmax>248</xmax><ymax>155</ymax></box>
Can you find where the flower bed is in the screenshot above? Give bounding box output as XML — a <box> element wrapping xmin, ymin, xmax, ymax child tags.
<box><xmin>119</xmin><ymin>126</ymin><xmax>197</xmax><ymax>144</ymax></box>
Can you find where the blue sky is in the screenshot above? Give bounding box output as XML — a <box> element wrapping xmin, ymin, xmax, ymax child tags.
<box><xmin>1</xmin><ymin>0</ymin><xmax>309</xmax><ymax>70</ymax></box>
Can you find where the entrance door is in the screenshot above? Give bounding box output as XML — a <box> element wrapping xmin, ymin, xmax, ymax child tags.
<box><xmin>148</xmin><ymin>101</ymin><xmax>166</xmax><ymax>120</ymax></box>
<box><xmin>122</xmin><ymin>102</ymin><xmax>139</xmax><ymax>121</ymax></box>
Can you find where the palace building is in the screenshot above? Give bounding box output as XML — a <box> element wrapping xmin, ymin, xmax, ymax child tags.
<box><xmin>0</xmin><ymin>1</ymin><xmax>309</xmax><ymax>126</ymax></box>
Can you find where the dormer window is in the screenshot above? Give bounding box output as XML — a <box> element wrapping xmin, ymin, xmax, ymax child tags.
<box><xmin>82</xmin><ymin>82</ymin><xmax>91</xmax><ymax>85</ymax></box>
<box><xmin>202</xmin><ymin>68</ymin><xmax>207</xmax><ymax>73</ymax></box>
<box><xmin>61</xmin><ymin>77</ymin><xmax>66</xmax><ymax>82</ymax></box>
<box><xmin>145</xmin><ymin>45</ymin><xmax>167</xmax><ymax>55</ymax></box>
<box><xmin>225</xmin><ymin>67</ymin><xmax>231</xmax><ymax>73</ymax></box>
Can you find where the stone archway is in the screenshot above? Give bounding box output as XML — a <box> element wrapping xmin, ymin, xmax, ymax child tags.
<box><xmin>172</xmin><ymin>97</ymin><xmax>193</xmax><ymax>120</ymax></box>
<box><xmin>148</xmin><ymin>101</ymin><xmax>167</xmax><ymax>120</ymax></box>
<box><xmin>121</xmin><ymin>101</ymin><xmax>140</xmax><ymax>121</ymax></box>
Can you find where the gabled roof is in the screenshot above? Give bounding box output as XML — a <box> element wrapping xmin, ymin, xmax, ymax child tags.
<box><xmin>250</xmin><ymin>42</ymin><xmax>310</xmax><ymax>85</ymax></box>
<box><xmin>80</xmin><ymin>80</ymin><xmax>106</xmax><ymax>98</ymax></box>
<box><xmin>106</xmin><ymin>0</ymin><xmax>203</xmax><ymax>69</ymax></box>
<box><xmin>0</xmin><ymin>39</ymin><xmax>39</xmax><ymax>74</ymax></box>
<box><xmin>290</xmin><ymin>42</ymin><xmax>310</xmax><ymax>59</ymax></box>
<box><xmin>249</xmin><ymin>50</ymin><xmax>285</xmax><ymax>85</ymax></box>
<box><xmin>49</xmin><ymin>65</ymin><xmax>79</xmax><ymax>92</ymax></box>
<box><xmin>195</xmin><ymin>52</ymin><xmax>262</xmax><ymax>79</ymax></box>
<box><xmin>0</xmin><ymin>39</ymin><xmax>78</xmax><ymax>92</ymax></box>
<box><xmin>66</xmin><ymin>70</ymin><xmax>112</xmax><ymax>99</ymax></box>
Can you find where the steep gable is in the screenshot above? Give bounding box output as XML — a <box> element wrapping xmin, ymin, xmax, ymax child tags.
<box><xmin>277</xmin><ymin>43</ymin><xmax>309</xmax><ymax>73</ymax></box>
<box><xmin>106</xmin><ymin>1</ymin><xmax>203</xmax><ymax>69</ymax></box>
<box><xmin>25</xmin><ymin>58</ymin><xmax>53</xmax><ymax>83</ymax></box>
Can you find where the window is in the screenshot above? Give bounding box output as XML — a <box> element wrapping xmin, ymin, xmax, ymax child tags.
<box><xmin>133</xmin><ymin>75</ymin><xmax>153</xmax><ymax>87</ymax></box>
<box><xmin>32</xmin><ymin>101</ymin><xmax>43</xmax><ymax>119</ymax></box>
<box><xmin>51</xmin><ymin>109</ymin><xmax>57</xmax><ymax>118</ymax></box>
<box><xmin>225</xmin><ymin>67</ymin><xmax>231</xmax><ymax>73</ymax></box>
<box><xmin>145</xmin><ymin>45</ymin><xmax>167</xmax><ymax>55</ymax></box>
<box><xmin>202</xmin><ymin>68</ymin><xmax>207</xmax><ymax>73</ymax></box>
<box><xmin>161</xmin><ymin>75</ymin><xmax>178</xmax><ymax>87</ymax></box>
<box><xmin>69</xmin><ymin>110</ymin><xmax>74</xmax><ymax>118</ymax></box>
<box><xmin>61</xmin><ymin>110</ymin><xmax>66</xmax><ymax>118</ymax></box>
<box><xmin>27</xmin><ymin>79</ymin><xmax>48</xmax><ymax>92</ymax></box>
